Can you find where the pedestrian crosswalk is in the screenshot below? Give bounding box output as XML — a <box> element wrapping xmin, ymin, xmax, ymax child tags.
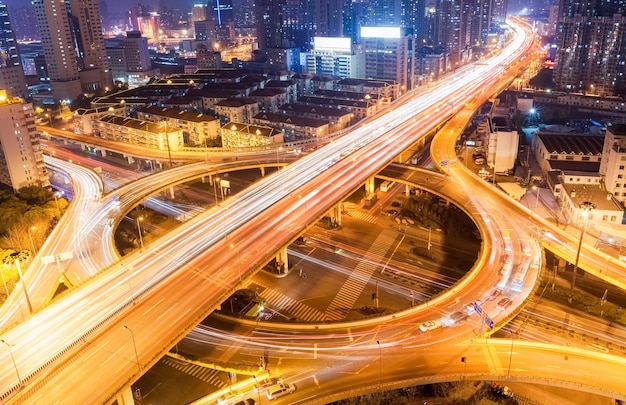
<box><xmin>325</xmin><ymin>230</ymin><xmax>397</xmax><ymax>320</ymax></box>
<box><xmin>345</xmin><ymin>210</ymin><xmax>378</xmax><ymax>224</ymax></box>
<box><xmin>162</xmin><ymin>357</ymin><xmax>227</xmax><ymax>387</ymax></box>
<box><xmin>257</xmin><ymin>286</ymin><xmax>328</xmax><ymax>322</ymax></box>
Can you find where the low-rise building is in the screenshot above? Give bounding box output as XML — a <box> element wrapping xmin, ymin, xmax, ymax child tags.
<box><xmin>214</xmin><ymin>98</ymin><xmax>259</xmax><ymax>124</ymax></box>
<box><xmin>533</xmin><ymin>132</ymin><xmax>604</xmax><ymax>175</ymax></box>
<box><xmin>278</xmin><ymin>103</ymin><xmax>353</xmax><ymax>133</ymax></box>
<box><xmin>97</xmin><ymin>114</ymin><xmax>184</xmax><ymax>151</ymax></box>
<box><xmin>249</xmin><ymin>88</ymin><xmax>287</xmax><ymax>113</ymax></box>
<box><xmin>221</xmin><ymin>122</ymin><xmax>283</xmax><ymax>148</ymax></box>
<box><xmin>295</xmin><ymin>95</ymin><xmax>375</xmax><ymax>120</ymax></box>
<box><xmin>335</xmin><ymin>78</ymin><xmax>400</xmax><ymax>100</ymax></box>
<box><xmin>73</xmin><ymin>105</ymin><xmax>127</xmax><ymax>135</ymax></box>
<box><xmin>252</xmin><ymin>112</ymin><xmax>329</xmax><ymax>140</ymax></box>
<box><xmin>264</xmin><ymin>80</ymin><xmax>298</xmax><ymax>104</ymax></box>
<box><xmin>137</xmin><ymin>105</ymin><xmax>220</xmax><ymax>146</ymax></box>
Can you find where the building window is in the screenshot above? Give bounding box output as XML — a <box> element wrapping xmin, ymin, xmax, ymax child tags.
<box><xmin>620</xmin><ymin>165</ymin><xmax>625</xmax><ymax>170</ymax></box>
<box><xmin>611</xmin><ymin>216</ymin><xmax>617</xmax><ymax>221</ymax></box>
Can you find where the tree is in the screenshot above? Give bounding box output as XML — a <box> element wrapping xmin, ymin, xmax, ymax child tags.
<box><xmin>17</xmin><ymin>186</ymin><xmax>49</xmax><ymax>205</ymax></box>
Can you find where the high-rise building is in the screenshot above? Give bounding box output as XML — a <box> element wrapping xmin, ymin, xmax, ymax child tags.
<box><xmin>0</xmin><ymin>2</ymin><xmax>27</xmax><ymax>99</ymax></box>
<box><xmin>554</xmin><ymin>0</ymin><xmax>626</xmax><ymax>96</ymax></box>
<box><xmin>314</xmin><ymin>0</ymin><xmax>343</xmax><ymax>37</ymax></box>
<box><xmin>434</xmin><ymin>0</ymin><xmax>472</xmax><ymax>68</ymax></box>
<box><xmin>33</xmin><ymin>0</ymin><xmax>112</xmax><ymax>101</ymax></box>
<box><xmin>361</xmin><ymin>27</ymin><xmax>414</xmax><ymax>90</ymax></box>
<box><xmin>0</xmin><ymin>91</ymin><xmax>49</xmax><ymax>191</ymax></box>
<box><xmin>303</xmin><ymin>37</ymin><xmax>364</xmax><ymax>78</ymax></box>
<box><xmin>367</xmin><ymin>0</ymin><xmax>402</xmax><ymax>26</ymax></box>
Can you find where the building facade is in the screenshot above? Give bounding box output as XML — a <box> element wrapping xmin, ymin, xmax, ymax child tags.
<box><xmin>0</xmin><ymin>2</ymin><xmax>27</xmax><ymax>99</ymax></box>
<box><xmin>33</xmin><ymin>0</ymin><xmax>112</xmax><ymax>101</ymax></box>
<box><xmin>0</xmin><ymin>91</ymin><xmax>49</xmax><ymax>191</ymax></box>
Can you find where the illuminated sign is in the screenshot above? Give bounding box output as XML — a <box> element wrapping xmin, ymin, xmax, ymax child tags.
<box><xmin>313</xmin><ymin>37</ymin><xmax>351</xmax><ymax>52</ymax></box>
<box><xmin>360</xmin><ymin>26</ymin><xmax>402</xmax><ymax>39</ymax></box>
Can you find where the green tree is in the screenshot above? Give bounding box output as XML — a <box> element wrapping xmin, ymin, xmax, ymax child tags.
<box><xmin>17</xmin><ymin>186</ymin><xmax>49</xmax><ymax>205</ymax></box>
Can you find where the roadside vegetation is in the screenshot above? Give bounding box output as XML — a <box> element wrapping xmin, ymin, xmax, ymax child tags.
<box><xmin>0</xmin><ymin>186</ymin><xmax>68</xmax><ymax>304</ymax></box>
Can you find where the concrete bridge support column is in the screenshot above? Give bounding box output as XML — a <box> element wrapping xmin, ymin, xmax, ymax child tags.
<box><xmin>275</xmin><ymin>247</ymin><xmax>289</xmax><ymax>274</ymax></box>
<box><xmin>365</xmin><ymin>177</ymin><xmax>376</xmax><ymax>195</ymax></box>
<box><xmin>100</xmin><ymin>149</ymin><xmax>107</xmax><ymax>157</ymax></box>
<box><xmin>169</xmin><ymin>186</ymin><xmax>175</xmax><ymax>199</ymax></box>
<box><xmin>80</xmin><ymin>144</ymin><xmax>87</xmax><ymax>151</ymax></box>
<box><xmin>124</xmin><ymin>155</ymin><xmax>134</xmax><ymax>164</ymax></box>
<box><xmin>396</xmin><ymin>152</ymin><xmax>405</xmax><ymax>164</ymax></box>
<box><xmin>405</xmin><ymin>184</ymin><xmax>411</xmax><ymax>196</ymax></box>
<box><xmin>114</xmin><ymin>387</ymin><xmax>136</xmax><ymax>405</ymax></box>
<box><xmin>260</xmin><ymin>167</ymin><xmax>265</xmax><ymax>177</ymax></box>
<box><xmin>201</xmin><ymin>175</ymin><xmax>207</xmax><ymax>184</ymax></box>
<box><xmin>329</xmin><ymin>204</ymin><xmax>342</xmax><ymax>227</ymax></box>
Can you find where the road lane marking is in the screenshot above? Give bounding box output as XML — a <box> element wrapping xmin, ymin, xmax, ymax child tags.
<box><xmin>156</xmin><ymin>302</ymin><xmax>178</xmax><ymax>321</ymax></box>
<box><xmin>173</xmin><ymin>308</ymin><xmax>191</xmax><ymax>325</ymax></box>
<box><xmin>313</xmin><ymin>375</ymin><xmax>320</xmax><ymax>387</ymax></box>
<box><xmin>347</xmin><ymin>328</ymin><xmax>353</xmax><ymax>342</ymax></box>
<box><xmin>82</xmin><ymin>339</ymin><xmax>110</xmax><ymax>362</ymax></box>
<box><xmin>313</xmin><ymin>343</ymin><xmax>317</xmax><ymax>359</ymax></box>
<box><xmin>100</xmin><ymin>346</ymin><xmax>125</xmax><ymax>368</ymax></box>
<box><xmin>143</xmin><ymin>297</ymin><xmax>164</xmax><ymax>316</ymax></box>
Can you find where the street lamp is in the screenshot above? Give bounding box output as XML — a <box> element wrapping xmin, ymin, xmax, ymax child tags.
<box><xmin>53</xmin><ymin>190</ymin><xmax>64</xmax><ymax>213</ymax></box>
<box><xmin>276</xmin><ymin>146</ymin><xmax>282</xmax><ymax>166</ymax></box>
<box><xmin>569</xmin><ymin>201</ymin><xmax>595</xmax><ymax>303</ymax></box>
<box><xmin>376</xmin><ymin>340</ymin><xmax>381</xmax><ymax>390</ymax></box>
<box><xmin>213</xmin><ymin>176</ymin><xmax>220</xmax><ymax>206</ymax></box>
<box><xmin>136</xmin><ymin>216</ymin><xmax>144</xmax><ymax>249</ymax></box>
<box><xmin>1</xmin><ymin>340</ymin><xmax>21</xmax><ymax>387</ymax></box>
<box><xmin>532</xmin><ymin>186</ymin><xmax>540</xmax><ymax>210</ymax></box>
<box><xmin>161</xmin><ymin>121</ymin><xmax>173</xmax><ymax>168</ymax></box>
<box><xmin>27</xmin><ymin>226</ymin><xmax>37</xmax><ymax>255</ymax></box>
<box><xmin>123</xmin><ymin>325</ymin><xmax>141</xmax><ymax>371</ymax></box>
<box><xmin>4</xmin><ymin>256</ymin><xmax>33</xmax><ymax>315</ymax></box>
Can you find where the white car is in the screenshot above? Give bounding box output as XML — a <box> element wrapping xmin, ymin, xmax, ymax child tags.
<box><xmin>419</xmin><ymin>320</ymin><xmax>442</xmax><ymax>332</ymax></box>
<box><xmin>266</xmin><ymin>382</ymin><xmax>296</xmax><ymax>400</ymax></box>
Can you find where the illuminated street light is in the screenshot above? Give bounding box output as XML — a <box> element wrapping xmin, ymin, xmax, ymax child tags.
<box><xmin>276</xmin><ymin>146</ymin><xmax>282</xmax><ymax>166</ymax></box>
<box><xmin>4</xmin><ymin>255</ymin><xmax>33</xmax><ymax>315</ymax></box>
<box><xmin>123</xmin><ymin>326</ymin><xmax>141</xmax><ymax>371</ymax></box>
<box><xmin>532</xmin><ymin>185</ymin><xmax>540</xmax><ymax>210</ymax></box>
<box><xmin>569</xmin><ymin>201</ymin><xmax>595</xmax><ymax>303</ymax></box>
<box><xmin>1</xmin><ymin>340</ymin><xmax>21</xmax><ymax>387</ymax></box>
<box><xmin>136</xmin><ymin>216</ymin><xmax>144</xmax><ymax>249</ymax></box>
<box><xmin>376</xmin><ymin>340</ymin><xmax>381</xmax><ymax>390</ymax></box>
<box><xmin>213</xmin><ymin>177</ymin><xmax>220</xmax><ymax>206</ymax></box>
<box><xmin>27</xmin><ymin>226</ymin><xmax>37</xmax><ymax>255</ymax></box>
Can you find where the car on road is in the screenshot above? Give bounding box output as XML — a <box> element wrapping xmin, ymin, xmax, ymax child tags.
<box><xmin>447</xmin><ymin>311</ymin><xmax>469</xmax><ymax>325</ymax></box>
<box><xmin>464</xmin><ymin>303</ymin><xmax>476</xmax><ymax>314</ymax></box>
<box><xmin>253</xmin><ymin>377</ymin><xmax>279</xmax><ymax>392</ymax></box>
<box><xmin>386</xmin><ymin>209</ymin><xmax>398</xmax><ymax>215</ymax></box>
<box><xmin>391</xmin><ymin>201</ymin><xmax>402</xmax><ymax>207</ymax></box>
<box><xmin>266</xmin><ymin>382</ymin><xmax>296</xmax><ymax>400</ymax></box>
<box><xmin>419</xmin><ymin>320</ymin><xmax>442</xmax><ymax>332</ymax></box>
<box><xmin>496</xmin><ymin>297</ymin><xmax>513</xmax><ymax>310</ymax></box>
<box><xmin>486</xmin><ymin>288</ymin><xmax>502</xmax><ymax>301</ymax></box>
<box><xmin>234</xmin><ymin>399</ymin><xmax>256</xmax><ymax>405</ymax></box>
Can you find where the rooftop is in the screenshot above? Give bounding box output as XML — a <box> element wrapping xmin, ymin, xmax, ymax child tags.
<box><xmin>538</xmin><ymin>133</ymin><xmax>604</xmax><ymax>155</ymax></box>
<box><xmin>561</xmin><ymin>182</ymin><xmax>622</xmax><ymax>212</ymax></box>
<box><xmin>253</xmin><ymin>112</ymin><xmax>328</xmax><ymax>128</ymax></box>
<box><xmin>279</xmin><ymin>103</ymin><xmax>352</xmax><ymax>118</ymax></box>
<box><xmin>138</xmin><ymin>106</ymin><xmax>218</xmax><ymax>123</ymax></box>
<box><xmin>222</xmin><ymin>122</ymin><xmax>281</xmax><ymax>137</ymax></box>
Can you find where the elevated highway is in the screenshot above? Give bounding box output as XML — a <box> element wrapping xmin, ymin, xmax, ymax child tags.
<box><xmin>2</xmin><ymin>18</ymin><xmax>624</xmax><ymax>405</ymax></box>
